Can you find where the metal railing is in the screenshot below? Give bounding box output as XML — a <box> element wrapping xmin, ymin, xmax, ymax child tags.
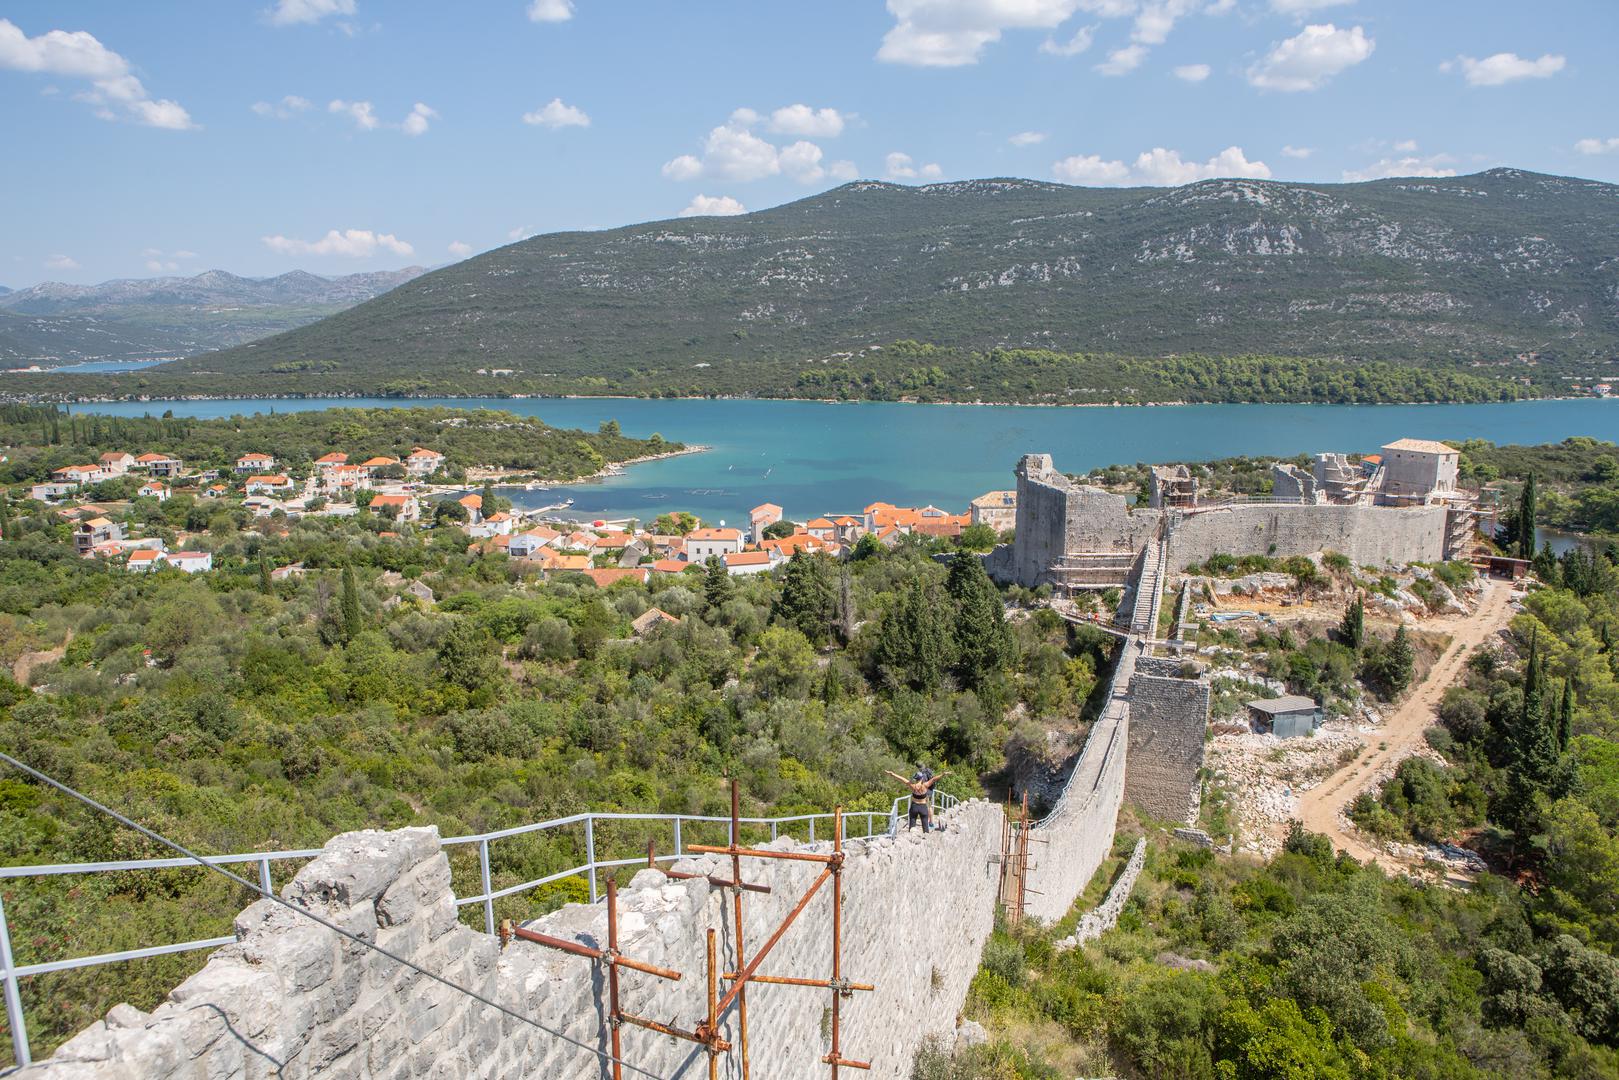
<box><xmin>0</xmin><ymin>790</ymin><xmax>958</xmax><ymax>1068</ymax></box>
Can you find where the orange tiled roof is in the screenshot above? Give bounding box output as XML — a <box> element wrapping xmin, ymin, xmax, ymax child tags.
<box><xmin>688</xmin><ymin>527</ymin><xmax>742</xmax><ymax>541</ymax></box>
<box><xmin>649</xmin><ymin>558</ymin><xmax>691</xmax><ymax>574</ymax></box>
<box><xmin>724</xmin><ymin>551</ymin><xmax>772</xmax><ymax>567</ymax></box>
<box><xmin>582</xmin><ymin>567</ymin><xmax>649</xmax><ymax>587</ymax></box>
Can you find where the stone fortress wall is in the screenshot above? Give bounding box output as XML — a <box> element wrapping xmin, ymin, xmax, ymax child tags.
<box><xmin>995</xmin><ymin>453</ymin><xmax>1450</xmax><ymax>589</ymax></box>
<box><xmin>30</xmin><ymin>795</ymin><xmax>1130</xmax><ymax>1080</ymax></box>
<box><xmin>1124</xmin><ymin>656</ymin><xmax>1213</xmax><ymax>824</ymax></box>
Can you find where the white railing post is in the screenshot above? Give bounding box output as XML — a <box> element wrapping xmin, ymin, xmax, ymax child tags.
<box><xmin>257</xmin><ymin>855</ymin><xmax>272</xmax><ymax>898</ymax></box>
<box><xmin>673</xmin><ymin>817</ymin><xmax>683</xmax><ymax>865</ymax></box>
<box><xmin>584</xmin><ymin>817</ymin><xmax>597</xmax><ymax>904</ymax></box>
<box><xmin>0</xmin><ymin>893</ymin><xmax>30</xmax><ymax>1068</ymax></box>
<box><xmin>809</xmin><ymin>818</ymin><xmax>815</xmax><ymax>844</ymax></box>
<box><xmin>478</xmin><ymin>840</ymin><xmax>495</xmax><ymax>936</ymax></box>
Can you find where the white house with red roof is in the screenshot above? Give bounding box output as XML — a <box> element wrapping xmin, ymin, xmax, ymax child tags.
<box><xmin>749</xmin><ymin>502</ymin><xmax>783</xmax><ymax>543</ymax></box>
<box><xmin>98</xmin><ymin>452</ymin><xmax>136</xmax><ymax>475</ymax></box>
<box><xmin>244</xmin><ymin>474</ymin><xmax>295</xmax><ymax>496</ymax></box>
<box><xmin>685</xmin><ymin>527</ymin><xmax>744</xmax><ymax>562</ymax></box>
<box><xmin>235</xmin><ymin>452</ymin><xmax>275</xmax><ymax>474</ymax></box>
<box><xmin>133</xmin><ymin>453</ymin><xmax>183</xmax><ymax>477</ymax></box>
<box><xmin>51</xmin><ymin>463</ymin><xmax>106</xmax><ymax>485</ymax></box>
<box><xmin>368</xmin><ymin>493</ymin><xmax>420</xmax><ymax>522</ymax></box>
<box><xmin>405</xmin><ymin>448</ymin><xmax>445</xmax><ymax>477</ymax></box>
<box><xmin>166</xmin><ymin>550</ymin><xmax>213</xmax><ymax>574</ymax></box>
<box><xmin>126</xmin><ymin>548</ymin><xmax>165</xmax><ymax>572</ymax></box>
<box><xmin>722</xmin><ymin>550</ymin><xmax>779</xmax><ymax>576</ymax></box>
<box><xmin>138</xmin><ymin>480</ymin><xmax>170</xmax><ymax>502</ymax></box>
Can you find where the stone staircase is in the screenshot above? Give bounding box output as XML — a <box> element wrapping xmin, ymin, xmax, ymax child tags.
<box><xmin>1117</xmin><ymin>536</ymin><xmax>1168</xmax><ymax>637</ymax></box>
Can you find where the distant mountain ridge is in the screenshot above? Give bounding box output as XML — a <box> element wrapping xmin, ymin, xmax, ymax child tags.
<box><xmin>0</xmin><ymin>267</ymin><xmax>425</xmax><ymax>316</ymax></box>
<box><xmin>159</xmin><ymin>168</ymin><xmax>1619</xmax><ymax>398</ymax></box>
<box><xmin>0</xmin><ymin>266</ymin><xmax>425</xmax><ymax>366</ymax></box>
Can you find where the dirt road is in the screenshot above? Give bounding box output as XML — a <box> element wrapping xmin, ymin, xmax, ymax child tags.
<box><xmin>1297</xmin><ymin>580</ymin><xmax>1517</xmax><ymax>867</ymax></box>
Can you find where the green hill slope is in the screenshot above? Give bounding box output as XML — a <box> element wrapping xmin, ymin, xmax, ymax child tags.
<box><xmin>28</xmin><ymin>169</ymin><xmax>1619</xmax><ymax>400</ymax></box>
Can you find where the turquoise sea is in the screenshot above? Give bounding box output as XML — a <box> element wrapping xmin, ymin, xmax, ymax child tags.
<box><xmin>78</xmin><ymin>396</ymin><xmax>1619</xmax><ymax>527</ymax></box>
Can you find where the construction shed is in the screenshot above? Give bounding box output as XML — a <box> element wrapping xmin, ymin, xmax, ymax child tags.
<box><xmin>1247</xmin><ymin>694</ymin><xmax>1321</xmax><ymax>739</ymax></box>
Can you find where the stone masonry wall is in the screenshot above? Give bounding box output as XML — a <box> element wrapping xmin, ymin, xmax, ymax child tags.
<box><xmin>1164</xmin><ymin>503</ymin><xmax>1447</xmax><ymax>571</ymax></box>
<box><xmin>26</xmin><ymin>804</ymin><xmax>1010</xmax><ymax>1080</ymax></box>
<box><xmin>1124</xmin><ymin>671</ymin><xmax>1211</xmax><ymax>823</ymax></box>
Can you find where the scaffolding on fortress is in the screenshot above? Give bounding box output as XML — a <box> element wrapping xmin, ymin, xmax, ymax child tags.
<box><xmin>997</xmin><ymin>792</ymin><xmax>1046</xmax><ymax>929</ymax></box>
<box><xmin>502</xmin><ymin>780</ymin><xmax>875</xmax><ymax>1079</ymax></box>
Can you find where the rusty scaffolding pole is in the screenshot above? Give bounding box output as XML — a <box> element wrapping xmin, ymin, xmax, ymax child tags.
<box><xmin>498</xmin><ymin>877</ymin><xmax>687</xmax><ymax>1080</ymax></box>
<box><xmin>998</xmin><ymin>791</ymin><xmax>1033</xmax><ymax>927</ymax></box>
<box><xmin>687</xmin><ymin>787</ymin><xmax>875</xmax><ymax>1075</ymax></box>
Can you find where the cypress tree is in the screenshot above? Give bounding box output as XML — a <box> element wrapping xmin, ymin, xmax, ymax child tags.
<box><xmin>1557</xmin><ymin>678</ymin><xmax>1574</xmax><ymax>751</ymax></box>
<box><xmin>258</xmin><ymin>551</ymin><xmax>273</xmax><ymax>595</ymax></box>
<box><xmin>772</xmin><ymin>552</ymin><xmax>837</xmax><ymax>645</ymax></box>
<box><xmin>1339</xmin><ymin>593</ymin><xmax>1365</xmax><ymax>650</ymax></box>
<box><xmin>946</xmin><ymin>554</ymin><xmax>1012</xmax><ymax>691</ymax></box>
<box><xmin>703</xmin><ymin>556</ymin><xmax>732</xmax><ymax>614</ymax></box>
<box><xmin>0</xmin><ymin>494</ymin><xmax>9</xmax><ymax>537</ymax></box>
<box><xmin>1386</xmin><ymin>624</ymin><xmax>1414</xmax><ymax>693</ymax></box>
<box><xmin>340</xmin><ymin>564</ymin><xmax>362</xmax><ymax>642</ymax></box>
<box><xmin>1517</xmin><ymin>473</ymin><xmax>1538</xmax><ymax>560</ymax></box>
<box><xmin>873</xmin><ymin>576</ymin><xmax>956</xmax><ymax>692</ymax></box>
<box><xmin>1502</xmin><ymin>631</ymin><xmax>1558</xmax><ymax>841</ymax></box>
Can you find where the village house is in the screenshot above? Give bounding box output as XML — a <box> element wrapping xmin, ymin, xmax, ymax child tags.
<box><xmin>361</xmin><ymin>456</ymin><xmax>401</xmax><ymax>474</ymax></box>
<box><xmin>29</xmin><ymin>482</ymin><xmax>79</xmax><ymax>503</ymax></box>
<box><xmin>805</xmin><ymin>517</ymin><xmax>837</xmax><ymax>542</ymax></box>
<box><xmin>205</xmin><ymin>482</ymin><xmax>230</xmax><ymax>498</ymax></box>
<box><xmin>166</xmin><ymin>550</ymin><xmax>213</xmax><ymax>574</ymax></box>
<box><xmin>368</xmin><ymin>493</ymin><xmax>420</xmax><ymax>522</ymax></box>
<box><xmin>405</xmin><ymin>448</ymin><xmax>445</xmax><ymax>477</ymax></box>
<box><xmin>98</xmin><ymin>452</ymin><xmax>136</xmax><ymax>475</ymax></box>
<box><xmin>631</xmin><ymin>608</ymin><xmax>681</xmax><ymax>636</ymax></box>
<box><xmin>467</xmin><ymin>510</ymin><xmax>515</xmax><ymax>539</ymax></box>
<box><xmin>684</xmin><ymin>527</ymin><xmax>745</xmax><ymax>562</ymax></box>
<box><xmin>126</xmin><ymin>548</ymin><xmax>165</xmax><ymax>572</ymax></box>
<box><xmin>458</xmin><ymin>493</ymin><xmax>483</xmax><ymax>525</ymax></box>
<box><xmin>506</xmin><ymin>529</ymin><xmax>556</xmax><ymax>559</ymax></box>
<box><xmin>138</xmin><ymin>481</ymin><xmax>170</xmax><ymax>502</ymax></box>
<box><xmin>545</xmin><ymin>553</ymin><xmax>592</xmax><ymax>573</ymax></box>
<box><xmin>51</xmin><ymin>464</ymin><xmax>106</xmax><ymax>485</ymax></box>
<box><xmin>324</xmin><ymin>464</ymin><xmax>368</xmax><ymax>492</ymax></box>
<box><xmin>235</xmin><ymin>453</ymin><xmax>275</xmax><ymax>474</ymax></box>
<box><xmin>314</xmin><ymin>453</ymin><xmax>348</xmax><ymax>473</ymax></box>
<box><xmin>582</xmin><ymin>567</ymin><xmax>650</xmax><ymax>588</ymax></box>
<box><xmin>74</xmin><ymin>517</ymin><xmax>123</xmax><ymax>555</ymax></box>
<box><xmin>649</xmin><ymin>558</ymin><xmax>692</xmax><ymax>575</ymax></box>
<box><xmin>245</xmin><ymin>474</ymin><xmax>295</xmax><ymax>497</ymax></box>
<box><xmin>134</xmin><ymin>453</ymin><xmax>183</xmax><ymax>478</ymax></box>
<box><xmin>270</xmin><ymin>562</ymin><xmax>306</xmax><ymax>582</ymax></box>
<box><xmin>617</xmin><ymin>539</ymin><xmax>652</xmax><ymax>567</ymax></box>
<box><xmin>749</xmin><ymin>502</ymin><xmax>783</xmax><ymax>543</ymax></box>
<box><xmin>722</xmin><ymin>550</ymin><xmax>777</xmax><ymax>576</ymax></box>
<box><xmin>969</xmin><ymin>490</ymin><xmax>1017</xmax><ymax>531</ymax></box>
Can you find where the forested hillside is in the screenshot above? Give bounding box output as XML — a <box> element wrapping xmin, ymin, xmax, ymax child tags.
<box><xmin>72</xmin><ymin>168</ymin><xmax>1614</xmax><ymax>401</ymax></box>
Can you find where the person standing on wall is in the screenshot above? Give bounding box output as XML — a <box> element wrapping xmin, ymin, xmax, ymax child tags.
<box><xmin>887</xmin><ymin>767</ymin><xmax>949</xmax><ymax>833</ymax></box>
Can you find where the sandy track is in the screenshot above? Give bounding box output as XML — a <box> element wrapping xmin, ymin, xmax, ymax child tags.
<box><xmin>1296</xmin><ymin>580</ymin><xmax>1516</xmax><ymax>867</ymax></box>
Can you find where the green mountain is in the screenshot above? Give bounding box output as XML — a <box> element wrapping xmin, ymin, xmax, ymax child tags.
<box><xmin>32</xmin><ymin>169</ymin><xmax>1619</xmax><ymax>398</ymax></box>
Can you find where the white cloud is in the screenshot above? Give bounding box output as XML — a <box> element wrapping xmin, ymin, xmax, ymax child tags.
<box><xmin>767</xmin><ymin>104</ymin><xmax>845</xmax><ymax>138</ymax></box>
<box><xmin>1269</xmin><ymin>0</ymin><xmax>1353</xmax><ymax>13</ymax></box>
<box><xmin>1280</xmin><ymin>144</ymin><xmax>1314</xmax><ymax>158</ymax></box>
<box><xmin>663</xmin><ymin>116</ymin><xmax>835</xmax><ymax>185</ymax></box>
<box><xmin>1131</xmin><ymin>0</ymin><xmax>1200</xmax><ymax>46</ymax></box>
<box><xmin>141</xmin><ymin>247</ymin><xmax>194</xmax><ymax>272</ymax></box>
<box><xmin>1392</xmin><ymin>138</ymin><xmax>1418</xmax><ymax>152</ymax></box>
<box><xmin>507</xmin><ymin>226</ymin><xmax>533</xmax><ymax>241</ymax></box>
<box><xmin>885</xmin><ymin>151</ymin><xmax>942</xmax><ymax>180</ymax></box>
<box><xmin>1247</xmin><ymin>23</ymin><xmax>1374</xmax><ymax>91</ymax></box>
<box><xmin>1096</xmin><ymin>44</ymin><xmax>1147</xmax><ymax>75</ymax></box>
<box><xmin>1009</xmin><ymin>130</ymin><xmax>1048</xmax><ymax>146</ymax></box>
<box><xmin>401</xmin><ymin>102</ymin><xmax>436</xmax><ymax>136</ymax></box>
<box><xmin>1173</xmin><ymin>63</ymin><xmax>1210</xmax><ymax>81</ymax></box>
<box><xmin>527</xmin><ymin>0</ymin><xmax>574</xmax><ymax>22</ymax></box>
<box><xmin>1442</xmin><ymin>52</ymin><xmax>1565</xmax><ymax>87</ymax></box>
<box><xmin>1340</xmin><ymin>155</ymin><xmax>1456</xmax><ymax>182</ymax></box>
<box><xmin>1039</xmin><ymin>24</ymin><xmax>1096</xmax><ymax>57</ymax></box>
<box><xmin>448</xmin><ymin>240</ymin><xmax>473</xmax><ymax>258</ymax></box>
<box><xmin>262</xmin><ymin>229</ymin><xmax>413</xmax><ymax>258</ymax></box>
<box><xmin>174</xmin><ymin>249</ymin><xmax>198</xmax><ymax>259</ymax></box>
<box><xmin>1575</xmin><ymin>137</ymin><xmax>1619</xmax><ymax>155</ymax></box>
<box><xmin>1053</xmin><ymin>144</ymin><xmax>1270</xmax><ymax>185</ymax></box>
<box><xmin>828</xmin><ymin>159</ymin><xmax>860</xmax><ymax>181</ymax></box>
<box><xmin>522</xmin><ymin>97</ymin><xmax>590</xmax><ymax>129</ymax></box>
<box><xmin>269</xmin><ymin>0</ymin><xmax>356</xmax><ymax>25</ymax></box>
<box><xmin>328</xmin><ymin>98</ymin><xmax>378</xmax><ymax>131</ymax></box>
<box><xmin>0</xmin><ymin>18</ymin><xmax>194</xmax><ymax>129</ymax></box>
<box><xmin>678</xmin><ymin>195</ymin><xmax>747</xmax><ymax>218</ymax></box>
<box><xmin>1051</xmin><ymin>154</ymin><xmax>1132</xmax><ymax>184</ymax></box>
<box><xmin>878</xmin><ymin>0</ymin><xmax>1092</xmax><ymax>67</ymax></box>
<box><xmin>145</xmin><ymin>259</ymin><xmax>180</xmax><ymax>272</ymax></box>
<box><xmin>251</xmin><ymin>94</ymin><xmax>312</xmax><ymax>119</ymax></box>
<box><xmin>44</xmin><ymin>254</ymin><xmax>80</xmax><ymax>271</ymax></box>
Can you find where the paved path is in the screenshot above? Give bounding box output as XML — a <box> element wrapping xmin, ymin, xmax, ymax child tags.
<box><xmin>1296</xmin><ymin>580</ymin><xmax>1516</xmax><ymax>868</ymax></box>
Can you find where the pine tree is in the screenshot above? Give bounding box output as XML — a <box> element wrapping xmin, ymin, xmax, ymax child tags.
<box><xmin>1386</xmin><ymin>624</ymin><xmax>1414</xmax><ymax>693</ymax></box>
<box><xmin>836</xmin><ymin>569</ymin><xmax>856</xmax><ymax>645</ymax></box>
<box><xmin>772</xmin><ymin>552</ymin><xmax>837</xmax><ymax>645</ymax></box>
<box><xmin>1339</xmin><ymin>593</ymin><xmax>1365</xmax><ymax>650</ymax></box>
<box><xmin>1532</xmin><ymin>540</ymin><xmax>1559</xmax><ymax>584</ymax></box>
<box><xmin>50</xmin><ymin>413</ymin><xmax>60</xmax><ymax>445</ymax></box>
<box><xmin>480</xmin><ymin>480</ymin><xmax>495</xmax><ymax>514</ymax></box>
<box><xmin>1502</xmin><ymin>632</ymin><xmax>1559</xmax><ymax>841</ymax></box>
<box><xmin>1517</xmin><ymin>473</ymin><xmax>1538</xmax><ymax>560</ymax></box>
<box><xmin>946</xmin><ymin>554</ymin><xmax>1011</xmax><ymax>691</ymax></box>
<box><xmin>703</xmin><ymin>556</ymin><xmax>732</xmax><ymax>614</ymax></box>
<box><xmin>258</xmin><ymin>551</ymin><xmax>273</xmax><ymax>595</ymax></box>
<box><xmin>340</xmin><ymin>564</ymin><xmax>363</xmax><ymax>642</ymax></box>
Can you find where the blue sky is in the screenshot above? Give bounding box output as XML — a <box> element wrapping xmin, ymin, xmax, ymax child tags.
<box><xmin>3</xmin><ymin>0</ymin><xmax>1617</xmax><ymax>286</ymax></box>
